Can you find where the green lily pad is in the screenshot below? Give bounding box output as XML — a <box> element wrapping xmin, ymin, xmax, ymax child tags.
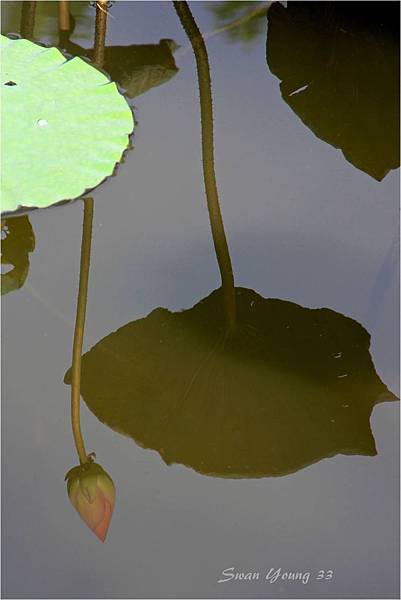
<box><xmin>1</xmin><ymin>34</ymin><xmax>134</xmax><ymax>214</ymax></box>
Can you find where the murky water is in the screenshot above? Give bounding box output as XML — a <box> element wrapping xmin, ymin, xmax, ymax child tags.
<box><xmin>1</xmin><ymin>2</ymin><xmax>399</xmax><ymax>598</ymax></box>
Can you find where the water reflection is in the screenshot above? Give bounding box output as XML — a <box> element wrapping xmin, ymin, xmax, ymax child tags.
<box><xmin>266</xmin><ymin>1</ymin><xmax>400</xmax><ymax>180</ymax></box>
<box><xmin>65</xmin><ymin>285</ymin><xmax>396</xmax><ymax>478</ymax></box>
<box><xmin>59</xmin><ymin>14</ymin><xmax>179</xmax><ymax>98</ymax></box>
<box><xmin>64</xmin><ymin>2</ymin><xmax>397</xmax><ymax>481</ymax></box>
<box><xmin>66</xmin><ymin>197</ymin><xmax>116</xmax><ymax>543</ymax></box>
<box><xmin>1</xmin><ymin>215</ymin><xmax>35</xmax><ymax>295</ymax></box>
<box><xmin>2</xmin><ymin>2</ymin><xmax>180</xmax><ymax>99</ymax></box>
<box><xmin>20</xmin><ymin>0</ymin><xmax>36</xmax><ymax>40</ymax></box>
<box><xmin>208</xmin><ymin>1</ymin><xmax>270</xmax><ymax>45</ymax></box>
<box><xmin>1</xmin><ymin>0</ymin><xmax>92</xmax><ymax>44</ymax></box>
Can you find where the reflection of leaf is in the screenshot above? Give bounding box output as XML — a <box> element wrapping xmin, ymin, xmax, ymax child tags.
<box><xmin>64</xmin><ymin>287</ymin><xmax>396</xmax><ymax>478</ymax></box>
<box><xmin>209</xmin><ymin>1</ymin><xmax>269</xmax><ymax>45</ymax></box>
<box><xmin>61</xmin><ymin>23</ymin><xmax>179</xmax><ymax>99</ymax></box>
<box><xmin>108</xmin><ymin>41</ymin><xmax>179</xmax><ymax>99</ymax></box>
<box><xmin>1</xmin><ymin>215</ymin><xmax>35</xmax><ymax>294</ymax></box>
<box><xmin>1</xmin><ymin>0</ymin><xmax>93</xmax><ymax>45</ymax></box>
<box><xmin>266</xmin><ymin>2</ymin><xmax>400</xmax><ymax>181</ymax></box>
<box><xmin>1</xmin><ymin>34</ymin><xmax>134</xmax><ymax>214</ymax></box>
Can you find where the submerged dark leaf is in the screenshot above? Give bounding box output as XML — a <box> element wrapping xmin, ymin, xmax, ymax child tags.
<box><xmin>1</xmin><ymin>215</ymin><xmax>35</xmax><ymax>295</ymax></box>
<box><xmin>65</xmin><ymin>287</ymin><xmax>396</xmax><ymax>478</ymax></box>
<box><xmin>266</xmin><ymin>1</ymin><xmax>400</xmax><ymax>180</ymax></box>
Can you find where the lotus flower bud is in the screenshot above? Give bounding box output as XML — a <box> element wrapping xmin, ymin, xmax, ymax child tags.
<box><xmin>65</xmin><ymin>461</ymin><xmax>115</xmax><ymax>542</ymax></box>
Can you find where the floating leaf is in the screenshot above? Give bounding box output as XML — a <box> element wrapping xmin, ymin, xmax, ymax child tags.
<box><xmin>266</xmin><ymin>2</ymin><xmax>400</xmax><ymax>181</ymax></box>
<box><xmin>1</xmin><ymin>34</ymin><xmax>134</xmax><ymax>214</ymax></box>
<box><xmin>65</xmin><ymin>287</ymin><xmax>397</xmax><ymax>478</ymax></box>
<box><xmin>1</xmin><ymin>215</ymin><xmax>35</xmax><ymax>295</ymax></box>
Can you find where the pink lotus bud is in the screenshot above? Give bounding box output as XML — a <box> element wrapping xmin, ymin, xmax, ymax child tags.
<box><xmin>65</xmin><ymin>461</ymin><xmax>115</xmax><ymax>542</ymax></box>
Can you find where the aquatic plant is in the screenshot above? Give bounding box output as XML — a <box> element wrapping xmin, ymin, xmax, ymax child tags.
<box><xmin>65</xmin><ymin>2</ymin><xmax>397</xmax><ymax>480</ymax></box>
<box><xmin>65</xmin><ymin>286</ymin><xmax>396</xmax><ymax>478</ymax></box>
<box><xmin>1</xmin><ymin>216</ymin><xmax>35</xmax><ymax>295</ymax></box>
<box><xmin>1</xmin><ymin>32</ymin><xmax>133</xmax><ymax>214</ymax></box>
<box><xmin>58</xmin><ymin>13</ymin><xmax>180</xmax><ymax>99</ymax></box>
<box><xmin>65</xmin><ymin>460</ymin><xmax>116</xmax><ymax>542</ymax></box>
<box><xmin>266</xmin><ymin>2</ymin><xmax>400</xmax><ymax>180</ymax></box>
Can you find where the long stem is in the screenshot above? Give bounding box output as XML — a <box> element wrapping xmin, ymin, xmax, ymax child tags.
<box><xmin>58</xmin><ymin>0</ymin><xmax>70</xmax><ymax>33</ymax></box>
<box><xmin>93</xmin><ymin>0</ymin><xmax>108</xmax><ymax>68</ymax></box>
<box><xmin>177</xmin><ymin>2</ymin><xmax>271</xmax><ymax>58</ymax></box>
<box><xmin>71</xmin><ymin>198</ymin><xmax>94</xmax><ymax>465</ymax></box>
<box><xmin>173</xmin><ymin>1</ymin><xmax>236</xmax><ymax>331</ymax></box>
<box><xmin>20</xmin><ymin>1</ymin><xmax>36</xmax><ymax>39</ymax></box>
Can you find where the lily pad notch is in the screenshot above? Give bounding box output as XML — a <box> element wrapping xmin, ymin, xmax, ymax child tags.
<box><xmin>1</xmin><ymin>34</ymin><xmax>134</xmax><ymax>214</ymax></box>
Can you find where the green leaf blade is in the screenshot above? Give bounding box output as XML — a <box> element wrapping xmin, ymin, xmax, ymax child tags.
<box><xmin>1</xmin><ymin>35</ymin><xmax>134</xmax><ymax>213</ymax></box>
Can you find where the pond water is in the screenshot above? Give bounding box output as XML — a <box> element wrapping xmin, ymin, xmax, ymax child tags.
<box><xmin>1</xmin><ymin>2</ymin><xmax>399</xmax><ymax>599</ymax></box>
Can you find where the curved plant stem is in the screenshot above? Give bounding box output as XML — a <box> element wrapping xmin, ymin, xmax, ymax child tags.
<box><xmin>173</xmin><ymin>1</ymin><xmax>237</xmax><ymax>332</ymax></box>
<box><xmin>58</xmin><ymin>0</ymin><xmax>70</xmax><ymax>33</ymax></box>
<box><xmin>176</xmin><ymin>2</ymin><xmax>272</xmax><ymax>58</ymax></box>
<box><xmin>20</xmin><ymin>1</ymin><xmax>37</xmax><ymax>40</ymax></box>
<box><xmin>94</xmin><ymin>0</ymin><xmax>108</xmax><ymax>68</ymax></box>
<box><xmin>71</xmin><ymin>197</ymin><xmax>94</xmax><ymax>465</ymax></box>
